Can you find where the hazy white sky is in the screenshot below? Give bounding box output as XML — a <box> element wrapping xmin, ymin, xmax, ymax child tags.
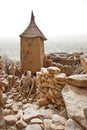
<box><xmin>0</xmin><ymin>0</ymin><xmax>87</xmax><ymax>39</ymax></box>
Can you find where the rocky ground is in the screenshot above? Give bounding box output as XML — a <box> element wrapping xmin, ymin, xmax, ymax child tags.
<box><xmin>0</xmin><ymin>52</ymin><xmax>87</xmax><ymax>130</ymax></box>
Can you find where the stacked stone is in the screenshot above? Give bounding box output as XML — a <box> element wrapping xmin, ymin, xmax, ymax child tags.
<box><xmin>0</xmin><ymin>86</ymin><xmax>7</xmax><ymax>129</ymax></box>
<box><xmin>80</xmin><ymin>54</ymin><xmax>87</xmax><ymax>73</ymax></box>
<box><xmin>45</xmin><ymin>52</ymin><xmax>83</xmax><ymax>76</ymax></box>
<box><xmin>0</xmin><ymin>56</ymin><xmax>3</xmax><ymax>70</ymax></box>
<box><xmin>36</xmin><ymin>66</ymin><xmax>67</xmax><ymax>107</ymax></box>
<box><xmin>62</xmin><ymin>74</ymin><xmax>87</xmax><ymax>130</ymax></box>
<box><xmin>45</xmin><ymin>58</ymin><xmax>78</xmax><ymax>76</ymax></box>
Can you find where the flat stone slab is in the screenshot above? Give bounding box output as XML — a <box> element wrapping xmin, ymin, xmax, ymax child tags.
<box><xmin>25</xmin><ymin>124</ymin><xmax>42</xmax><ymax>130</ymax></box>
<box><xmin>67</xmin><ymin>74</ymin><xmax>87</xmax><ymax>87</ymax></box>
<box><xmin>54</xmin><ymin>73</ymin><xmax>67</xmax><ymax>85</ymax></box>
<box><xmin>47</xmin><ymin>66</ymin><xmax>61</xmax><ymax>74</ymax></box>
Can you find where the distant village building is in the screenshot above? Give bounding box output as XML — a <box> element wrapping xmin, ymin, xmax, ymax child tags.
<box><xmin>20</xmin><ymin>11</ymin><xmax>47</xmax><ymax>73</ymax></box>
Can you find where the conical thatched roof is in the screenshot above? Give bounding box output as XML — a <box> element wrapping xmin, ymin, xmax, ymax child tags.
<box><xmin>20</xmin><ymin>11</ymin><xmax>47</xmax><ymax>40</ymax></box>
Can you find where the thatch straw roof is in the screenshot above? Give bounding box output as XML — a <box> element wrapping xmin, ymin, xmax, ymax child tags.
<box><xmin>20</xmin><ymin>11</ymin><xmax>47</xmax><ymax>40</ymax></box>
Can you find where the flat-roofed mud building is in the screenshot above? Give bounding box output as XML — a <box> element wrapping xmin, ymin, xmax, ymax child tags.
<box><xmin>20</xmin><ymin>11</ymin><xmax>47</xmax><ymax>73</ymax></box>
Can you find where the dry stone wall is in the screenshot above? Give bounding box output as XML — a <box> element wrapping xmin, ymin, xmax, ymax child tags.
<box><xmin>45</xmin><ymin>52</ymin><xmax>83</xmax><ymax>76</ymax></box>
<box><xmin>36</xmin><ymin>67</ymin><xmax>67</xmax><ymax>108</ymax></box>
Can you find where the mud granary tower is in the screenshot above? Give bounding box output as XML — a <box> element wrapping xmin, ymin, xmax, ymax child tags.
<box><xmin>20</xmin><ymin>11</ymin><xmax>47</xmax><ymax>73</ymax></box>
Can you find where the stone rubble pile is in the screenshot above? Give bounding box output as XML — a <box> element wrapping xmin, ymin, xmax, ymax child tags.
<box><xmin>45</xmin><ymin>52</ymin><xmax>83</xmax><ymax>76</ymax></box>
<box><xmin>80</xmin><ymin>54</ymin><xmax>87</xmax><ymax>73</ymax></box>
<box><xmin>0</xmin><ymin>52</ymin><xmax>87</xmax><ymax>129</ymax></box>
<box><xmin>3</xmin><ymin>85</ymin><xmax>67</xmax><ymax>130</ymax></box>
<box><xmin>46</xmin><ymin>52</ymin><xmax>83</xmax><ymax>65</ymax></box>
<box><xmin>61</xmin><ymin>55</ymin><xmax>87</xmax><ymax>130</ymax></box>
<box><xmin>0</xmin><ymin>85</ymin><xmax>7</xmax><ymax>130</ymax></box>
<box><xmin>36</xmin><ymin>66</ymin><xmax>67</xmax><ymax>108</ymax></box>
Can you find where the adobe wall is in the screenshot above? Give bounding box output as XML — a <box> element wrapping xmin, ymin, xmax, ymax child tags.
<box><xmin>20</xmin><ymin>37</ymin><xmax>44</xmax><ymax>73</ymax></box>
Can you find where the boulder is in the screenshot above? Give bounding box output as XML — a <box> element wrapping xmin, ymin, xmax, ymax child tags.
<box><xmin>2</xmin><ymin>93</ymin><xmax>7</xmax><ymax>105</ymax></box>
<box><xmin>23</xmin><ymin>111</ymin><xmax>39</xmax><ymax>123</ymax></box>
<box><xmin>22</xmin><ymin>99</ymin><xmax>28</xmax><ymax>104</ymax></box>
<box><xmin>16</xmin><ymin>119</ymin><xmax>27</xmax><ymax>128</ymax></box>
<box><xmin>44</xmin><ymin>119</ymin><xmax>52</xmax><ymax>130</ymax></box>
<box><xmin>23</xmin><ymin>114</ymin><xmax>32</xmax><ymax>122</ymax></box>
<box><xmin>41</xmin><ymin>67</ymin><xmax>48</xmax><ymax>74</ymax></box>
<box><xmin>3</xmin><ymin>108</ymin><xmax>13</xmax><ymax>116</ymax></box>
<box><xmin>38</xmin><ymin>107</ymin><xmax>53</xmax><ymax>119</ymax></box>
<box><xmin>0</xmin><ymin>79</ymin><xmax>8</xmax><ymax>88</ymax></box>
<box><xmin>47</xmin><ymin>66</ymin><xmax>61</xmax><ymax>74</ymax></box>
<box><xmin>65</xmin><ymin>119</ymin><xmax>84</xmax><ymax>130</ymax></box>
<box><xmin>52</xmin><ymin>114</ymin><xmax>66</xmax><ymax>123</ymax></box>
<box><xmin>5</xmin><ymin>103</ymin><xmax>13</xmax><ymax>109</ymax></box>
<box><xmin>4</xmin><ymin>115</ymin><xmax>17</xmax><ymax>125</ymax></box>
<box><xmin>38</xmin><ymin>98</ymin><xmax>49</xmax><ymax>106</ymax></box>
<box><xmin>62</xmin><ymin>84</ymin><xmax>87</xmax><ymax>129</ymax></box>
<box><xmin>6</xmin><ymin>125</ymin><xmax>17</xmax><ymax>130</ymax></box>
<box><xmin>67</xmin><ymin>74</ymin><xmax>87</xmax><ymax>87</ymax></box>
<box><xmin>51</xmin><ymin>114</ymin><xmax>66</xmax><ymax>130</ymax></box>
<box><xmin>11</xmin><ymin>103</ymin><xmax>18</xmax><ymax>113</ymax></box>
<box><xmin>30</xmin><ymin>118</ymin><xmax>43</xmax><ymax>124</ymax></box>
<box><xmin>25</xmin><ymin>124</ymin><xmax>42</xmax><ymax>130</ymax></box>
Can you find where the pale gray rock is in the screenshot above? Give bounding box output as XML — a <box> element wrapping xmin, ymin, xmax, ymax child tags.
<box><xmin>11</xmin><ymin>103</ymin><xmax>18</xmax><ymax>113</ymax></box>
<box><xmin>16</xmin><ymin>101</ymin><xmax>23</xmax><ymax>107</ymax></box>
<box><xmin>7</xmin><ymin>125</ymin><xmax>17</xmax><ymax>130</ymax></box>
<box><xmin>62</xmin><ymin>84</ymin><xmax>87</xmax><ymax>129</ymax></box>
<box><xmin>44</xmin><ymin>119</ymin><xmax>52</xmax><ymax>130</ymax></box>
<box><xmin>22</xmin><ymin>99</ymin><xmax>27</xmax><ymax>104</ymax></box>
<box><xmin>6</xmin><ymin>99</ymin><xmax>13</xmax><ymax>104</ymax></box>
<box><xmin>23</xmin><ymin>114</ymin><xmax>31</xmax><ymax>122</ymax></box>
<box><xmin>5</xmin><ymin>103</ymin><xmax>13</xmax><ymax>109</ymax></box>
<box><xmin>0</xmin><ymin>78</ymin><xmax>8</xmax><ymax>88</ymax></box>
<box><xmin>30</xmin><ymin>118</ymin><xmax>43</xmax><ymax>124</ymax></box>
<box><xmin>23</xmin><ymin>111</ymin><xmax>39</xmax><ymax>123</ymax></box>
<box><xmin>2</xmin><ymin>93</ymin><xmax>7</xmax><ymax>104</ymax></box>
<box><xmin>22</xmin><ymin>103</ymin><xmax>38</xmax><ymax>111</ymax></box>
<box><xmin>38</xmin><ymin>108</ymin><xmax>53</xmax><ymax>118</ymax></box>
<box><xmin>51</xmin><ymin>114</ymin><xmax>66</xmax><ymax>130</ymax></box>
<box><xmin>52</xmin><ymin>114</ymin><xmax>66</xmax><ymax>123</ymax></box>
<box><xmin>47</xmin><ymin>66</ymin><xmax>61</xmax><ymax>74</ymax></box>
<box><xmin>3</xmin><ymin>108</ymin><xmax>13</xmax><ymax>116</ymax></box>
<box><xmin>25</xmin><ymin>124</ymin><xmax>42</xmax><ymax>130</ymax></box>
<box><xmin>4</xmin><ymin>115</ymin><xmax>17</xmax><ymax>125</ymax></box>
<box><xmin>41</xmin><ymin>67</ymin><xmax>48</xmax><ymax>74</ymax></box>
<box><xmin>65</xmin><ymin>119</ymin><xmax>84</xmax><ymax>130</ymax></box>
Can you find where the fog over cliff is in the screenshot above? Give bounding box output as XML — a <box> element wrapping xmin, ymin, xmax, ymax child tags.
<box><xmin>0</xmin><ymin>35</ymin><xmax>87</xmax><ymax>60</ymax></box>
